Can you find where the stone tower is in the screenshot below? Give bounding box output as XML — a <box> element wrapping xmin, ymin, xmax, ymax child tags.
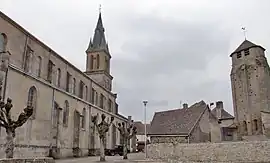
<box><xmin>85</xmin><ymin>12</ymin><xmax>113</xmax><ymax>91</ymax></box>
<box><xmin>230</xmin><ymin>39</ymin><xmax>270</xmax><ymax>137</ymax></box>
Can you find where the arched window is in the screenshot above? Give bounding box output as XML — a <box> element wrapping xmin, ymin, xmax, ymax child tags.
<box><xmin>0</xmin><ymin>33</ymin><xmax>7</xmax><ymax>52</ymax></box>
<box><xmin>56</xmin><ymin>68</ymin><xmax>61</xmax><ymax>87</ymax></box>
<box><xmin>53</xmin><ymin>101</ymin><xmax>60</xmax><ymax>127</ymax></box>
<box><xmin>85</xmin><ymin>85</ymin><xmax>88</xmax><ymax>101</ymax></box>
<box><xmin>73</xmin><ymin>78</ymin><xmax>76</xmax><ymax>94</ymax></box>
<box><xmin>253</xmin><ymin>119</ymin><xmax>258</xmax><ymax>131</ymax></box>
<box><xmin>63</xmin><ymin>100</ymin><xmax>69</xmax><ymax>126</ymax></box>
<box><xmin>81</xmin><ymin>108</ymin><xmax>86</xmax><ymax>129</ymax></box>
<box><xmin>96</xmin><ymin>54</ymin><xmax>100</xmax><ymax>69</ymax></box>
<box><xmin>90</xmin><ymin>55</ymin><xmax>94</xmax><ymax>70</ymax></box>
<box><xmin>243</xmin><ymin>121</ymin><xmax>247</xmax><ymax>133</ymax></box>
<box><xmin>27</xmin><ymin>86</ymin><xmax>37</xmax><ymax>119</ymax></box>
<box><xmin>37</xmin><ymin>56</ymin><xmax>42</xmax><ymax>77</ymax></box>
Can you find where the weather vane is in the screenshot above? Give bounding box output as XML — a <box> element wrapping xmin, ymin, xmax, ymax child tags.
<box><xmin>242</xmin><ymin>27</ymin><xmax>247</xmax><ymax>40</ymax></box>
<box><xmin>99</xmin><ymin>4</ymin><xmax>102</xmax><ymax>13</ymax></box>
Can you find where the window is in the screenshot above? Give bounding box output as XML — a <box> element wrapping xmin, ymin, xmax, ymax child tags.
<box><xmin>95</xmin><ymin>92</ymin><xmax>98</xmax><ymax>106</ymax></box>
<box><xmin>0</xmin><ymin>33</ymin><xmax>7</xmax><ymax>52</ymax></box>
<box><xmin>81</xmin><ymin>108</ymin><xmax>86</xmax><ymax>129</ymax></box>
<box><xmin>66</xmin><ymin>72</ymin><xmax>71</xmax><ymax>92</ymax></box>
<box><xmin>91</xmin><ymin>88</ymin><xmax>95</xmax><ymax>104</ymax></box>
<box><xmin>73</xmin><ymin>78</ymin><xmax>76</xmax><ymax>94</ymax></box>
<box><xmin>63</xmin><ymin>100</ymin><xmax>69</xmax><ymax>127</ymax></box>
<box><xmin>254</xmin><ymin>119</ymin><xmax>258</xmax><ymax>131</ymax></box>
<box><xmin>79</xmin><ymin>81</ymin><xmax>84</xmax><ymax>99</ymax></box>
<box><xmin>47</xmin><ymin>60</ymin><xmax>54</xmax><ymax>83</ymax></box>
<box><xmin>244</xmin><ymin>49</ymin><xmax>250</xmax><ymax>56</ymax></box>
<box><xmin>27</xmin><ymin>86</ymin><xmax>37</xmax><ymax>119</ymax></box>
<box><xmin>90</xmin><ymin>55</ymin><xmax>94</xmax><ymax>70</ymax></box>
<box><xmin>243</xmin><ymin>121</ymin><xmax>247</xmax><ymax>133</ymax></box>
<box><xmin>37</xmin><ymin>56</ymin><xmax>42</xmax><ymax>77</ymax></box>
<box><xmin>237</xmin><ymin>52</ymin><xmax>242</xmax><ymax>58</ymax></box>
<box><xmin>96</xmin><ymin>54</ymin><xmax>100</xmax><ymax>69</ymax></box>
<box><xmin>105</xmin><ymin>56</ymin><xmax>108</xmax><ymax>72</ymax></box>
<box><xmin>100</xmin><ymin>94</ymin><xmax>104</xmax><ymax>109</ymax></box>
<box><xmin>24</xmin><ymin>46</ymin><xmax>33</xmax><ymax>73</ymax></box>
<box><xmin>85</xmin><ymin>85</ymin><xmax>88</xmax><ymax>101</ymax></box>
<box><xmin>56</xmin><ymin>68</ymin><xmax>61</xmax><ymax>87</ymax></box>
<box><xmin>108</xmin><ymin>99</ymin><xmax>112</xmax><ymax>112</ymax></box>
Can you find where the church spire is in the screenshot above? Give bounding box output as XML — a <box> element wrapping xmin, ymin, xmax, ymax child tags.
<box><xmin>86</xmin><ymin>8</ymin><xmax>109</xmax><ymax>55</ymax></box>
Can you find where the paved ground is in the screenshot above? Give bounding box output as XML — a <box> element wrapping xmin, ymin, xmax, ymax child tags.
<box><xmin>56</xmin><ymin>153</ymin><xmax>146</xmax><ymax>163</ymax></box>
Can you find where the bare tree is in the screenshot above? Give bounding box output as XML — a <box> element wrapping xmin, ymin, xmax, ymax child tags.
<box><xmin>117</xmin><ymin>122</ymin><xmax>137</xmax><ymax>160</ymax></box>
<box><xmin>92</xmin><ymin>114</ymin><xmax>114</xmax><ymax>162</ymax></box>
<box><xmin>0</xmin><ymin>97</ymin><xmax>33</xmax><ymax>158</ymax></box>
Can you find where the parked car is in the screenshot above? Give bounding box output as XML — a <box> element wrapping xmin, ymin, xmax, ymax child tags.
<box><xmin>136</xmin><ymin>140</ymin><xmax>150</xmax><ymax>152</ymax></box>
<box><xmin>105</xmin><ymin>145</ymin><xmax>130</xmax><ymax>156</ymax></box>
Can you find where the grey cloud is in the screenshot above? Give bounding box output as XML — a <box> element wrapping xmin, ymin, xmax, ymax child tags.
<box><xmin>112</xmin><ymin>14</ymin><xmax>233</xmax><ymax>121</ymax></box>
<box><xmin>3</xmin><ymin>0</ymin><xmax>270</xmax><ymax>123</ymax></box>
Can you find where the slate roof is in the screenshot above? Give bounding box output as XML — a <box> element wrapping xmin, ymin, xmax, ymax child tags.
<box><xmin>149</xmin><ymin>100</ymin><xmax>208</xmax><ymax>135</ymax></box>
<box><xmin>230</xmin><ymin>40</ymin><xmax>265</xmax><ymax>56</ymax></box>
<box><xmin>86</xmin><ymin>12</ymin><xmax>110</xmax><ymax>56</ymax></box>
<box><xmin>133</xmin><ymin>121</ymin><xmax>150</xmax><ymax>135</ymax></box>
<box><xmin>211</xmin><ymin>107</ymin><xmax>234</xmax><ymax>120</ymax></box>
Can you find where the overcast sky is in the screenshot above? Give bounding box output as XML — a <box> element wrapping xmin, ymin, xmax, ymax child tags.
<box><xmin>1</xmin><ymin>0</ymin><xmax>270</xmax><ymax>123</ymax></box>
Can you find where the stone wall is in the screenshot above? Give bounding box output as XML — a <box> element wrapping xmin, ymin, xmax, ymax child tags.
<box><xmin>0</xmin><ymin>144</ymin><xmax>50</xmax><ymax>158</ymax></box>
<box><xmin>0</xmin><ymin>157</ymin><xmax>54</xmax><ymax>163</ymax></box>
<box><xmin>150</xmin><ymin>136</ymin><xmax>187</xmax><ymax>144</ymax></box>
<box><xmin>147</xmin><ymin>140</ymin><xmax>270</xmax><ymax>162</ymax></box>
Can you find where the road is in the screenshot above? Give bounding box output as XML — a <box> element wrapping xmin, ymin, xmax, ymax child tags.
<box><xmin>56</xmin><ymin>153</ymin><xmax>146</xmax><ymax>163</ymax></box>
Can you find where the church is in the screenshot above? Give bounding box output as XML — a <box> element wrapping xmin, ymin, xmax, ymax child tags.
<box><xmin>0</xmin><ymin>10</ymin><xmax>131</xmax><ymax>158</ymax></box>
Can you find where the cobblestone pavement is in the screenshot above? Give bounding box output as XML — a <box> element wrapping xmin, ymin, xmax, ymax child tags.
<box><xmin>55</xmin><ymin>153</ymin><xmax>146</xmax><ymax>163</ymax></box>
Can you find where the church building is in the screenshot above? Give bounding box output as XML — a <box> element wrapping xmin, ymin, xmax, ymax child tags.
<box><xmin>0</xmin><ymin>10</ymin><xmax>131</xmax><ymax>158</ymax></box>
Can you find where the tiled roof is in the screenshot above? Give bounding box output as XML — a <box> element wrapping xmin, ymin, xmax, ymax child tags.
<box><xmin>149</xmin><ymin>100</ymin><xmax>208</xmax><ymax>135</ymax></box>
<box><xmin>133</xmin><ymin>121</ymin><xmax>150</xmax><ymax>135</ymax></box>
<box><xmin>211</xmin><ymin>108</ymin><xmax>234</xmax><ymax>120</ymax></box>
<box><xmin>230</xmin><ymin>40</ymin><xmax>265</xmax><ymax>56</ymax></box>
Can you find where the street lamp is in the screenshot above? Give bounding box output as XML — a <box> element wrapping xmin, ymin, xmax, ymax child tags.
<box><xmin>143</xmin><ymin>100</ymin><xmax>148</xmax><ymax>159</ymax></box>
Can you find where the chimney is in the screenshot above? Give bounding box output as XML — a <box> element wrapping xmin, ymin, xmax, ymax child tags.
<box><xmin>216</xmin><ymin>101</ymin><xmax>223</xmax><ymax>120</ymax></box>
<box><xmin>183</xmin><ymin>103</ymin><xmax>188</xmax><ymax>109</ymax></box>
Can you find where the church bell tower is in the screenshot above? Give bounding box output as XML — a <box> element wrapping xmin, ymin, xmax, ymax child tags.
<box><xmin>230</xmin><ymin>39</ymin><xmax>270</xmax><ymax>138</ymax></box>
<box><xmin>85</xmin><ymin>11</ymin><xmax>113</xmax><ymax>91</ymax></box>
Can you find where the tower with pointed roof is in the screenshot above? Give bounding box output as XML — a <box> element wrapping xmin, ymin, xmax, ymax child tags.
<box><xmin>85</xmin><ymin>12</ymin><xmax>113</xmax><ymax>91</ymax></box>
<box><xmin>230</xmin><ymin>39</ymin><xmax>270</xmax><ymax>138</ymax></box>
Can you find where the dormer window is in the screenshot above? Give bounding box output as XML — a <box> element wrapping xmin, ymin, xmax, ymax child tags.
<box><xmin>237</xmin><ymin>52</ymin><xmax>242</xmax><ymax>58</ymax></box>
<box><xmin>244</xmin><ymin>49</ymin><xmax>250</xmax><ymax>56</ymax></box>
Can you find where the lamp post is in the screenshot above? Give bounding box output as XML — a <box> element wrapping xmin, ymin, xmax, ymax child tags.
<box><xmin>143</xmin><ymin>100</ymin><xmax>148</xmax><ymax>159</ymax></box>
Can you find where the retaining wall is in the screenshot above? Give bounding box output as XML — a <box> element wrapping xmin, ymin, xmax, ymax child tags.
<box><xmin>147</xmin><ymin>140</ymin><xmax>270</xmax><ymax>162</ymax></box>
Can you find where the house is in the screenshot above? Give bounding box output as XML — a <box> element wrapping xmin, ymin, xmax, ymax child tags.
<box><xmin>134</xmin><ymin>121</ymin><xmax>150</xmax><ymax>143</ymax></box>
<box><xmin>210</xmin><ymin>101</ymin><xmax>237</xmax><ymax>141</ymax></box>
<box><xmin>148</xmin><ymin>101</ymin><xmax>213</xmax><ymax>143</ymax></box>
